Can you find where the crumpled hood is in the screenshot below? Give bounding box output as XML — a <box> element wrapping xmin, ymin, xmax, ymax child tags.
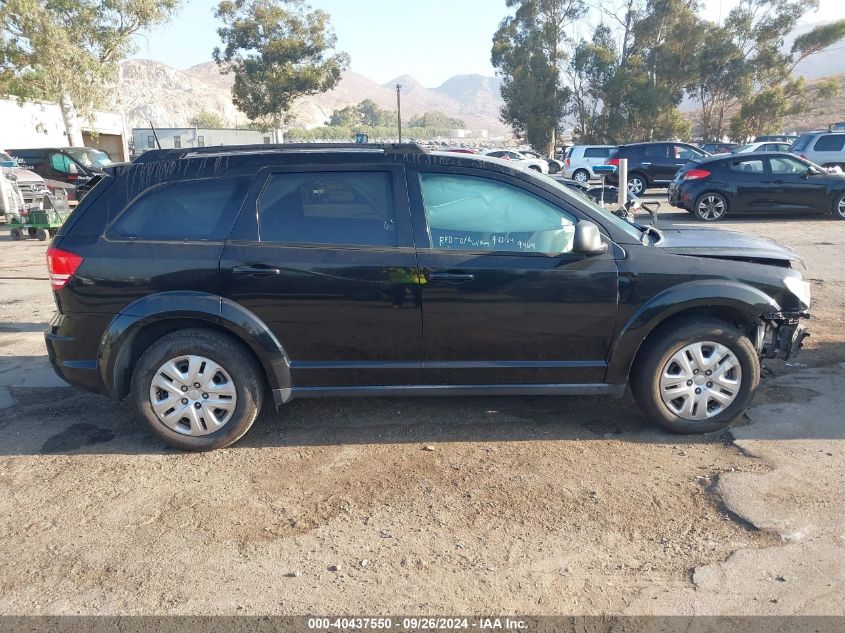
<box><xmin>658</xmin><ymin>227</ymin><xmax>803</xmax><ymax>266</ymax></box>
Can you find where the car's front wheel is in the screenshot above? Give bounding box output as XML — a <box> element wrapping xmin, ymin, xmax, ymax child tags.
<box><xmin>693</xmin><ymin>192</ymin><xmax>728</xmax><ymax>221</ymax></box>
<box><xmin>631</xmin><ymin>318</ymin><xmax>760</xmax><ymax>434</ymax></box>
<box><xmin>573</xmin><ymin>169</ymin><xmax>590</xmax><ymax>184</ymax></box>
<box><xmin>131</xmin><ymin>328</ymin><xmax>265</xmax><ymax>451</ymax></box>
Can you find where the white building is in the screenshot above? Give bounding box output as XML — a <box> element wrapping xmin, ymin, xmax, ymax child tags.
<box><xmin>0</xmin><ymin>97</ymin><xmax>129</xmax><ymax>161</ymax></box>
<box><xmin>131</xmin><ymin>127</ymin><xmax>281</xmax><ymax>157</ymax></box>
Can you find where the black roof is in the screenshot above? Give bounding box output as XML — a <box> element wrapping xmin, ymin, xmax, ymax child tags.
<box><xmin>132</xmin><ymin>143</ymin><xmax>429</xmax><ymax>164</ymax></box>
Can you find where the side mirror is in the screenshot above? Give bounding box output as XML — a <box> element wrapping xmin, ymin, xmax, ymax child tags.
<box><xmin>573</xmin><ymin>221</ymin><xmax>608</xmax><ymax>255</ymax></box>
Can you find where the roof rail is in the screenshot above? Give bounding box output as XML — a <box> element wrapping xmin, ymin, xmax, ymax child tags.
<box><xmin>132</xmin><ymin>142</ymin><xmax>429</xmax><ymax>163</ymax></box>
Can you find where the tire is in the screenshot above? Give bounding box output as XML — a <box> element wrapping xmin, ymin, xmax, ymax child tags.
<box><xmin>627</xmin><ymin>174</ymin><xmax>647</xmax><ymax>196</ymax></box>
<box><xmin>130</xmin><ymin>328</ymin><xmax>265</xmax><ymax>451</ymax></box>
<box><xmin>693</xmin><ymin>192</ymin><xmax>728</xmax><ymax>221</ymax></box>
<box><xmin>548</xmin><ymin>162</ymin><xmax>561</xmax><ymax>174</ymax></box>
<box><xmin>832</xmin><ymin>192</ymin><xmax>845</xmax><ymax>220</ymax></box>
<box><xmin>631</xmin><ymin>317</ymin><xmax>760</xmax><ymax>434</ymax></box>
<box><xmin>9</xmin><ymin>228</ymin><xmax>22</xmax><ymax>240</ymax></box>
<box><xmin>573</xmin><ymin>169</ymin><xmax>590</xmax><ymax>184</ymax></box>
<box><xmin>36</xmin><ymin>228</ymin><xmax>48</xmax><ymax>241</ymax></box>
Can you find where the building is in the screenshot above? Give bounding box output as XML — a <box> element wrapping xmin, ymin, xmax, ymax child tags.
<box><xmin>0</xmin><ymin>97</ymin><xmax>128</xmax><ymax>161</ymax></box>
<box><xmin>131</xmin><ymin>127</ymin><xmax>280</xmax><ymax>157</ymax></box>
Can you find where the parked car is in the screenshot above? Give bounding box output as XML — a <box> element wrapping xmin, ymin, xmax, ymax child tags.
<box><xmin>789</xmin><ymin>131</ymin><xmax>845</xmax><ymax>170</ymax></box>
<box><xmin>755</xmin><ymin>135</ymin><xmax>798</xmax><ymax>144</ymax></box>
<box><xmin>668</xmin><ymin>152</ymin><xmax>845</xmax><ymax>221</ymax></box>
<box><xmin>699</xmin><ymin>142</ymin><xmax>739</xmax><ymax>155</ymax></box>
<box><xmin>44</xmin><ymin>144</ymin><xmax>811</xmax><ymax>450</ymax></box>
<box><xmin>732</xmin><ymin>142</ymin><xmax>793</xmax><ymax>154</ymax></box>
<box><xmin>444</xmin><ymin>148</ymin><xmax>478</xmax><ymax>154</ymax></box>
<box><xmin>521</xmin><ymin>149</ymin><xmax>563</xmax><ymax>174</ymax></box>
<box><xmin>606</xmin><ymin>142</ymin><xmax>710</xmax><ymax>194</ymax></box>
<box><xmin>562</xmin><ymin>145</ymin><xmax>617</xmax><ymax>183</ymax></box>
<box><xmin>6</xmin><ymin>147</ymin><xmax>113</xmax><ymax>201</ymax></box>
<box><xmin>0</xmin><ymin>150</ymin><xmax>49</xmax><ymax>216</ymax></box>
<box><xmin>483</xmin><ymin>149</ymin><xmax>549</xmax><ymax>173</ymax></box>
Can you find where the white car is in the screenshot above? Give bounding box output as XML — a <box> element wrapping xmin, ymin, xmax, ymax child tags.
<box><xmin>729</xmin><ymin>141</ymin><xmax>793</xmax><ymax>154</ymax></box>
<box><xmin>483</xmin><ymin>149</ymin><xmax>549</xmax><ymax>174</ymax></box>
<box><xmin>562</xmin><ymin>145</ymin><xmax>617</xmax><ymax>183</ymax></box>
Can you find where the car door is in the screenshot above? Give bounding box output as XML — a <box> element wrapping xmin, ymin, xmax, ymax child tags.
<box><xmin>583</xmin><ymin>147</ymin><xmax>611</xmax><ymax>175</ymax></box>
<box><xmin>767</xmin><ymin>156</ymin><xmax>829</xmax><ymax>212</ymax></box>
<box><xmin>220</xmin><ymin>164</ymin><xmax>424</xmax><ymax>388</ymax></box>
<box><xmin>407</xmin><ymin>167</ymin><xmax>619</xmax><ymax>386</ymax></box>
<box><xmin>723</xmin><ymin>157</ymin><xmax>768</xmax><ymax>211</ymax></box>
<box><xmin>642</xmin><ymin>144</ymin><xmax>671</xmax><ymax>182</ymax></box>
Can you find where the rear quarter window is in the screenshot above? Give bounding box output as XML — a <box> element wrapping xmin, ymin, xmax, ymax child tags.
<box><xmin>583</xmin><ymin>147</ymin><xmax>611</xmax><ymax>158</ymax></box>
<box><xmin>791</xmin><ymin>134</ymin><xmax>815</xmax><ymax>153</ymax></box>
<box><xmin>107</xmin><ymin>177</ymin><xmax>249</xmax><ymax>241</ymax></box>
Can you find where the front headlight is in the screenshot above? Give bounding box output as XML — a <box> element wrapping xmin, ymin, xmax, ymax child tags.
<box><xmin>783</xmin><ymin>276</ymin><xmax>811</xmax><ymax>310</ymax></box>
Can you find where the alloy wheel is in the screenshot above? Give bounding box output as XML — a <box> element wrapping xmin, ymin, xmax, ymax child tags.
<box><xmin>659</xmin><ymin>341</ymin><xmax>742</xmax><ymax>420</ymax></box>
<box><xmin>837</xmin><ymin>195</ymin><xmax>845</xmax><ymax>219</ymax></box>
<box><xmin>149</xmin><ymin>354</ymin><xmax>238</xmax><ymax>436</ymax></box>
<box><xmin>628</xmin><ymin>177</ymin><xmax>645</xmax><ymax>195</ymax></box>
<box><xmin>574</xmin><ymin>170</ymin><xmax>589</xmax><ymax>183</ymax></box>
<box><xmin>697</xmin><ymin>194</ymin><xmax>726</xmax><ymax>220</ymax></box>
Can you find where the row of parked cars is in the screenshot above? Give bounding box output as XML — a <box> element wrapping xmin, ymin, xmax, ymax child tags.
<box><xmin>559</xmin><ymin>128</ymin><xmax>845</xmax><ymax>222</ymax></box>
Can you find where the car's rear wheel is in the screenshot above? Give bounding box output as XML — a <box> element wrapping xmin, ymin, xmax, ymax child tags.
<box><xmin>631</xmin><ymin>318</ymin><xmax>759</xmax><ymax>434</ymax></box>
<box><xmin>131</xmin><ymin>328</ymin><xmax>265</xmax><ymax>451</ymax></box>
<box><xmin>832</xmin><ymin>192</ymin><xmax>845</xmax><ymax>220</ymax></box>
<box><xmin>693</xmin><ymin>192</ymin><xmax>728</xmax><ymax>221</ymax></box>
<box><xmin>573</xmin><ymin>169</ymin><xmax>590</xmax><ymax>184</ymax></box>
<box><xmin>627</xmin><ymin>174</ymin><xmax>647</xmax><ymax>196</ymax></box>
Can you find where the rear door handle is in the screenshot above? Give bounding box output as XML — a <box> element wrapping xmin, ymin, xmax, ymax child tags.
<box><xmin>641</xmin><ymin>162</ymin><xmax>652</xmax><ymax>166</ymax></box>
<box><xmin>232</xmin><ymin>265</ymin><xmax>281</xmax><ymax>276</ymax></box>
<box><xmin>428</xmin><ymin>272</ymin><xmax>475</xmax><ymax>282</ymax></box>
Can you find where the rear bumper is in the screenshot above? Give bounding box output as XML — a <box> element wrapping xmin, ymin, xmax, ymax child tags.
<box><xmin>45</xmin><ymin>312</ymin><xmax>109</xmax><ymax>394</ymax></box>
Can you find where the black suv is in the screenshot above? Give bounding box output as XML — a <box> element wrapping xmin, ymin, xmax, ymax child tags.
<box><xmin>45</xmin><ymin>144</ymin><xmax>809</xmax><ymax>451</ymax></box>
<box><xmin>606</xmin><ymin>142</ymin><xmax>710</xmax><ymax>195</ymax></box>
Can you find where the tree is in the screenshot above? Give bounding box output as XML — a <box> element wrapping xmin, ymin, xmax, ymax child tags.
<box><xmin>492</xmin><ymin>0</ymin><xmax>586</xmax><ymax>154</ymax></box>
<box><xmin>407</xmin><ymin>111</ymin><xmax>465</xmax><ymax>129</ymax></box>
<box><xmin>0</xmin><ymin>0</ymin><xmax>179</xmax><ymax>146</ymax></box>
<box><xmin>190</xmin><ymin>110</ymin><xmax>226</xmax><ymax>128</ymax></box>
<box><xmin>213</xmin><ymin>0</ymin><xmax>349</xmax><ymax>136</ymax></box>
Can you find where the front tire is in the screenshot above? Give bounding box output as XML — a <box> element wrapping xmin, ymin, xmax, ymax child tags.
<box><xmin>631</xmin><ymin>318</ymin><xmax>760</xmax><ymax>434</ymax></box>
<box><xmin>693</xmin><ymin>192</ymin><xmax>728</xmax><ymax>221</ymax></box>
<box><xmin>832</xmin><ymin>192</ymin><xmax>845</xmax><ymax>220</ymax></box>
<box><xmin>130</xmin><ymin>328</ymin><xmax>265</xmax><ymax>451</ymax></box>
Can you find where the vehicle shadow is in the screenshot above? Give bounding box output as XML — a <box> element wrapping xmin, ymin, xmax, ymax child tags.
<box><xmin>2</xmin><ymin>349</ymin><xmax>844</xmax><ymax>456</ymax></box>
<box><xmin>0</xmin><ymin>322</ymin><xmax>48</xmax><ymax>333</ymax></box>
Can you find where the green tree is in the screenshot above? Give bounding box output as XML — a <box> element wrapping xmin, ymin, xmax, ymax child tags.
<box><xmin>190</xmin><ymin>110</ymin><xmax>226</xmax><ymax>128</ymax></box>
<box><xmin>492</xmin><ymin>0</ymin><xmax>585</xmax><ymax>154</ymax></box>
<box><xmin>729</xmin><ymin>78</ymin><xmax>806</xmax><ymax>140</ymax></box>
<box><xmin>329</xmin><ymin>104</ymin><xmax>361</xmax><ymax>126</ymax></box>
<box><xmin>813</xmin><ymin>77</ymin><xmax>841</xmax><ymax>104</ymax></box>
<box><xmin>213</xmin><ymin>0</ymin><xmax>350</xmax><ymax>135</ymax></box>
<box><xmin>407</xmin><ymin>111</ymin><xmax>465</xmax><ymax>129</ymax></box>
<box><xmin>0</xmin><ymin>0</ymin><xmax>179</xmax><ymax>146</ymax></box>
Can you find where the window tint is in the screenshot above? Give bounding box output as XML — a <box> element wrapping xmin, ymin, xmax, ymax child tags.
<box><xmin>791</xmin><ymin>134</ymin><xmax>814</xmax><ymax>152</ymax></box>
<box><xmin>813</xmin><ymin>134</ymin><xmax>845</xmax><ymax>152</ymax></box>
<box><xmin>419</xmin><ymin>173</ymin><xmax>576</xmax><ymax>254</ymax></box>
<box><xmin>673</xmin><ymin>145</ymin><xmax>703</xmax><ymax>160</ymax></box>
<box><xmin>108</xmin><ymin>177</ymin><xmax>249</xmax><ymax>241</ymax></box>
<box><xmin>644</xmin><ymin>145</ymin><xmax>668</xmax><ymax>159</ymax></box>
<box><xmin>769</xmin><ymin>157</ymin><xmax>809</xmax><ymax>175</ymax></box>
<box><xmin>729</xmin><ymin>159</ymin><xmax>764</xmax><ymax>174</ymax></box>
<box><xmin>584</xmin><ymin>147</ymin><xmax>611</xmax><ymax>158</ymax></box>
<box><xmin>258</xmin><ymin>172</ymin><xmax>396</xmax><ymax>247</ymax></box>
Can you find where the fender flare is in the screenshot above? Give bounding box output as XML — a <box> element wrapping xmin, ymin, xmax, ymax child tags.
<box><xmin>98</xmin><ymin>291</ymin><xmax>291</xmax><ymax>399</ymax></box>
<box><xmin>606</xmin><ymin>280</ymin><xmax>781</xmax><ymax>384</ymax></box>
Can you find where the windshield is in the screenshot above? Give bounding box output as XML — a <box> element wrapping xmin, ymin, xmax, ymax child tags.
<box><xmin>542</xmin><ymin>175</ymin><xmax>643</xmax><ymax>242</ymax></box>
<box><xmin>64</xmin><ymin>148</ymin><xmax>113</xmax><ymax>170</ymax></box>
<box><xmin>0</xmin><ymin>151</ymin><xmax>16</xmax><ymax>167</ymax></box>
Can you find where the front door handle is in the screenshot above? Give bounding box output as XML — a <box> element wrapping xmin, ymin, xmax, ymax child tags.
<box><xmin>232</xmin><ymin>265</ymin><xmax>281</xmax><ymax>276</ymax></box>
<box><xmin>428</xmin><ymin>271</ymin><xmax>475</xmax><ymax>283</ymax></box>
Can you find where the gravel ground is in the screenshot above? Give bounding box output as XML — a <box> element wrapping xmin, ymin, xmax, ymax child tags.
<box><xmin>0</xmin><ymin>201</ymin><xmax>842</xmax><ymax>615</ymax></box>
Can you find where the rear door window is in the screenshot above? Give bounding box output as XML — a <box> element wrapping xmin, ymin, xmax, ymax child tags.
<box><xmin>107</xmin><ymin>177</ymin><xmax>249</xmax><ymax>241</ymax></box>
<box><xmin>583</xmin><ymin>147</ymin><xmax>611</xmax><ymax>158</ymax></box>
<box><xmin>812</xmin><ymin>135</ymin><xmax>845</xmax><ymax>152</ymax></box>
<box><xmin>258</xmin><ymin>171</ymin><xmax>396</xmax><ymax>247</ymax></box>
<box><xmin>644</xmin><ymin>145</ymin><xmax>668</xmax><ymax>159</ymax></box>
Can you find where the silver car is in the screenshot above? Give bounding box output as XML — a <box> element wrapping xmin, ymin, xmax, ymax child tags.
<box><xmin>791</xmin><ymin>131</ymin><xmax>845</xmax><ymax>169</ymax></box>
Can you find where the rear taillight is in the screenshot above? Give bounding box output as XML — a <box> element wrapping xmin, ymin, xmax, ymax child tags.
<box><xmin>683</xmin><ymin>169</ymin><xmax>711</xmax><ymax>180</ymax></box>
<box><xmin>565</xmin><ymin>158</ymin><xmax>570</xmax><ymax>167</ymax></box>
<box><xmin>607</xmin><ymin>157</ymin><xmax>620</xmax><ymax>166</ymax></box>
<box><xmin>46</xmin><ymin>247</ymin><xmax>84</xmax><ymax>291</ymax></box>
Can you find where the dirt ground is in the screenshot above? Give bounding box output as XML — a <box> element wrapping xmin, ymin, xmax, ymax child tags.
<box><xmin>0</xmin><ymin>202</ymin><xmax>843</xmax><ymax>616</ymax></box>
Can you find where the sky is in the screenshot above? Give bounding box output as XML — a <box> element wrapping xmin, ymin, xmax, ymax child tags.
<box><xmin>131</xmin><ymin>0</ymin><xmax>845</xmax><ymax>87</ymax></box>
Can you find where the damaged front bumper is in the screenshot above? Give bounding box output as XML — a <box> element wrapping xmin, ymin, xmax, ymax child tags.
<box><xmin>757</xmin><ymin>313</ymin><xmax>810</xmax><ymax>360</ymax></box>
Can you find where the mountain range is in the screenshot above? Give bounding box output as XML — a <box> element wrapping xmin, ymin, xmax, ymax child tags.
<box><xmin>115</xmin><ymin>59</ymin><xmax>507</xmax><ymax>134</ymax></box>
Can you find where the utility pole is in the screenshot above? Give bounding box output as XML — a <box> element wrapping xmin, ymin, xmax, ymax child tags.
<box><xmin>395</xmin><ymin>84</ymin><xmax>402</xmax><ymax>143</ymax></box>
